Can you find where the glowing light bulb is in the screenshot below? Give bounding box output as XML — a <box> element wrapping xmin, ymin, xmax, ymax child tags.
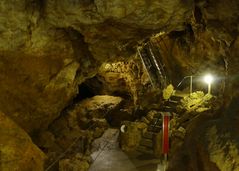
<box><xmin>204</xmin><ymin>74</ymin><xmax>213</xmax><ymax>84</ymax></box>
<box><xmin>204</xmin><ymin>74</ymin><xmax>214</xmax><ymax>94</ymax></box>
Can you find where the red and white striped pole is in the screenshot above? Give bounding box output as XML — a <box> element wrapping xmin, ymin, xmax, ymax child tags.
<box><xmin>162</xmin><ymin>112</ymin><xmax>171</xmax><ymax>167</ymax></box>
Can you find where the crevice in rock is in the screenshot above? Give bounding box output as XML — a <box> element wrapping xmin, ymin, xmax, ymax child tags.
<box><xmin>194</xmin><ymin>6</ymin><xmax>203</xmax><ymax>25</ymax></box>
<box><xmin>112</xmin><ymin>90</ymin><xmax>132</xmax><ymax>99</ymax></box>
<box><xmin>25</xmin><ymin>0</ymin><xmax>46</xmax><ymax>21</ymax></box>
<box><xmin>83</xmin><ymin>76</ymin><xmax>104</xmax><ymax>95</ymax></box>
<box><xmin>66</xmin><ymin>27</ymin><xmax>96</xmax><ymax>64</ymax></box>
<box><xmin>66</xmin><ymin>27</ymin><xmax>99</xmax><ymax>79</ymax></box>
<box><xmin>74</xmin><ymin>82</ymin><xmax>96</xmax><ymax>102</ymax></box>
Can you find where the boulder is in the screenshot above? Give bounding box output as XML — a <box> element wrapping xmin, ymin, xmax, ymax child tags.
<box><xmin>59</xmin><ymin>153</ymin><xmax>91</xmax><ymax>171</ymax></box>
<box><xmin>0</xmin><ymin>111</ymin><xmax>45</xmax><ymax>171</ymax></box>
<box><xmin>168</xmin><ymin>96</ymin><xmax>239</xmax><ymax>171</ymax></box>
<box><xmin>119</xmin><ymin>121</ymin><xmax>147</xmax><ymax>151</ymax></box>
<box><xmin>66</xmin><ymin>95</ymin><xmax>124</xmax><ymax>129</ymax></box>
<box><xmin>59</xmin><ymin>159</ymin><xmax>89</xmax><ymax>171</ymax></box>
<box><xmin>42</xmin><ymin>96</ymin><xmax>123</xmax><ymax>167</ymax></box>
<box><xmin>180</xmin><ymin>91</ymin><xmax>213</xmax><ymax>112</ymax></box>
<box><xmin>71</xmin><ymin>95</ymin><xmax>123</xmax><ymax>120</ymax></box>
<box><xmin>163</xmin><ymin>84</ymin><xmax>175</xmax><ymax>100</ymax></box>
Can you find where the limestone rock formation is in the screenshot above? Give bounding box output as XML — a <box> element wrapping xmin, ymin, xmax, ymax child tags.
<box><xmin>59</xmin><ymin>153</ymin><xmax>91</xmax><ymax>171</ymax></box>
<box><xmin>0</xmin><ymin>0</ymin><xmax>239</xmax><ymax>170</ymax></box>
<box><xmin>0</xmin><ymin>111</ymin><xmax>45</xmax><ymax>171</ymax></box>
<box><xmin>120</xmin><ymin>121</ymin><xmax>148</xmax><ymax>152</ymax></box>
<box><xmin>35</xmin><ymin>95</ymin><xmax>126</xmax><ymax>169</ymax></box>
<box><xmin>96</xmin><ymin>60</ymin><xmax>142</xmax><ymax>105</ymax></box>
<box><xmin>168</xmin><ymin>96</ymin><xmax>239</xmax><ymax>171</ymax></box>
<box><xmin>45</xmin><ymin>0</ymin><xmax>193</xmax><ymax>60</ymax></box>
<box><xmin>179</xmin><ymin>91</ymin><xmax>213</xmax><ymax>113</ymax></box>
<box><xmin>0</xmin><ymin>0</ymin><xmax>194</xmax><ymax>133</ymax></box>
<box><xmin>69</xmin><ymin>95</ymin><xmax>124</xmax><ymax>127</ymax></box>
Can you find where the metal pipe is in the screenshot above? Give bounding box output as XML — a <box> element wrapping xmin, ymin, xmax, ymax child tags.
<box><xmin>208</xmin><ymin>83</ymin><xmax>211</xmax><ymax>94</ymax></box>
<box><xmin>190</xmin><ymin>75</ymin><xmax>193</xmax><ymax>95</ymax></box>
<box><xmin>176</xmin><ymin>76</ymin><xmax>192</xmax><ymax>88</ymax></box>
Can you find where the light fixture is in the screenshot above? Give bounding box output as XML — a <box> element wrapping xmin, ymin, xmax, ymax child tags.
<box><xmin>203</xmin><ymin>74</ymin><xmax>214</xmax><ymax>94</ymax></box>
<box><xmin>120</xmin><ymin>125</ymin><xmax>126</xmax><ymax>133</ymax></box>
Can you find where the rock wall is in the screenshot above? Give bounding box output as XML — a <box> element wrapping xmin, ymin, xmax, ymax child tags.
<box><xmin>0</xmin><ymin>0</ymin><xmax>193</xmax><ymax>133</ymax></box>
<box><xmin>168</xmin><ymin>96</ymin><xmax>239</xmax><ymax>171</ymax></box>
<box><xmin>0</xmin><ymin>111</ymin><xmax>45</xmax><ymax>171</ymax></box>
<box><xmin>0</xmin><ymin>0</ymin><xmax>239</xmax><ymax>170</ymax></box>
<box><xmin>35</xmin><ymin>95</ymin><xmax>125</xmax><ymax>170</ymax></box>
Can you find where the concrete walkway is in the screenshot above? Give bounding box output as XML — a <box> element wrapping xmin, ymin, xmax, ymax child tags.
<box><xmin>89</xmin><ymin>129</ymin><xmax>165</xmax><ymax>171</ymax></box>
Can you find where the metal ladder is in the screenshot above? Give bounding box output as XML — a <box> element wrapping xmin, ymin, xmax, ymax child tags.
<box><xmin>137</xmin><ymin>41</ymin><xmax>167</xmax><ymax>89</ymax></box>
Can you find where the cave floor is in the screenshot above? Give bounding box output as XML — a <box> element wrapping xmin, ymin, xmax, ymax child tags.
<box><xmin>89</xmin><ymin>128</ymin><xmax>162</xmax><ymax>171</ymax></box>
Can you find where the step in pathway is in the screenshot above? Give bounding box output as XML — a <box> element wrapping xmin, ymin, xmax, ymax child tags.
<box><xmin>137</xmin><ymin>94</ymin><xmax>184</xmax><ymax>156</ymax></box>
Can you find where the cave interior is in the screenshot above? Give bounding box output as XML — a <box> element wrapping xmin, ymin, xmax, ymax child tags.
<box><xmin>0</xmin><ymin>0</ymin><xmax>239</xmax><ymax>171</ymax></box>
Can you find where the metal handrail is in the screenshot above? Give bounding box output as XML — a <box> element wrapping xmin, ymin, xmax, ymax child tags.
<box><xmin>176</xmin><ymin>76</ymin><xmax>192</xmax><ymax>88</ymax></box>
<box><xmin>45</xmin><ymin>109</ymin><xmax>111</xmax><ymax>171</ymax></box>
<box><xmin>176</xmin><ymin>75</ymin><xmax>193</xmax><ymax>94</ymax></box>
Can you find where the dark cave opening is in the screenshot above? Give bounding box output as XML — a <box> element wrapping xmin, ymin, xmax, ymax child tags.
<box><xmin>112</xmin><ymin>90</ymin><xmax>132</xmax><ymax>99</ymax></box>
<box><xmin>74</xmin><ymin>83</ymin><xmax>96</xmax><ymax>102</ymax></box>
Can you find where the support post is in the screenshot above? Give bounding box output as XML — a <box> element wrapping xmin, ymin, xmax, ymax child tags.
<box><xmin>190</xmin><ymin>75</ymin><xmax>193</xmax><ymax>95</ymax></box>
<box><xmin>161</xmin><ymin>112</ymin><xmax>171</xmax><ymax>171</ymax></box>
<box><xmin>163</xmin><ymin>154</ymin><xmax>168</xmax><ymax>171</ymax></box>
<box><xmin>208</xmin><ymin>83</ymin><xmax>211</xmax><ymax>94</ymax></box>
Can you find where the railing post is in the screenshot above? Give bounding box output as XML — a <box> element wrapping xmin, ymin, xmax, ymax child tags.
<box><xmin>190</xmin><ymin>75</ymin><xmax>193</xmax><ymax>95</ymax></box>
<box><xmin>208</xmin><ymin>83</ymin><xmax>211</xmax><ymax>95</ymax></box>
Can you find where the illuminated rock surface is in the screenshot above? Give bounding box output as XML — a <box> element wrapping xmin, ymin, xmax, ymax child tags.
<box><xmin>0</xmin><ymin>0</ymin><xmax>193</xmax><ymax>133</ymax></box>
<box><xmin>0</xmin><ymin>0</ymin><xmax>238</xmax><ymax>170</ymax></box>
